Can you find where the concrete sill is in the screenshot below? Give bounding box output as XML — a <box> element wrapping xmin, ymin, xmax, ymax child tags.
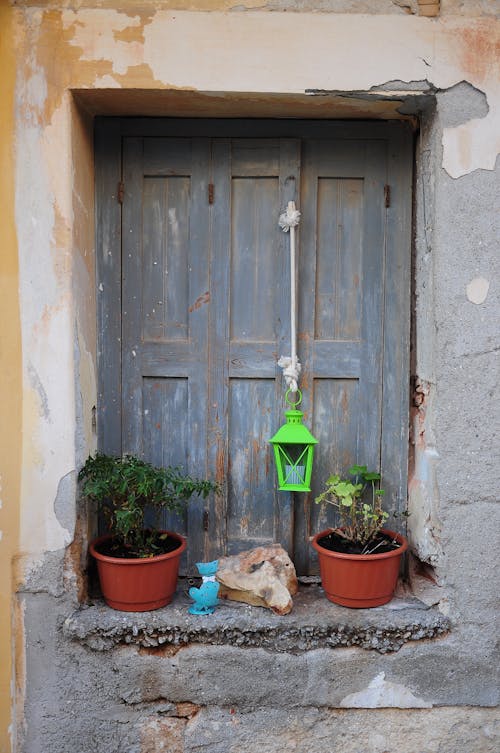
<box><xmin>64</xmin><ymin>580</ymin><xmax>450</xmax><ymax>654</ymax></box>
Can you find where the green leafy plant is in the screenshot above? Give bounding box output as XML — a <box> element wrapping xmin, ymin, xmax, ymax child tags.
<box><xmin>78</xmin><ymin>453</ymin><xmax>218</xmax><ymax>558</ymax></box>
<box><xmin>314</xmin><ymin>464</ymin><xmax>390</xmax><ymax>551</ymax></box>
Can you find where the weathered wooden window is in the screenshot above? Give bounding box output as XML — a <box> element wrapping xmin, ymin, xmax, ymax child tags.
<box><xmin>96</xmin><ymin>119</ymin><xmax>412</xmax><ymax>575</ymax></box>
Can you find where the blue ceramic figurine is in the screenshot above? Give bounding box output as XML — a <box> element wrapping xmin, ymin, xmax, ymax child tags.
<box><xmin>188</xmin><ymin>560</ymin><xmax>220</xmax><ymax>615</ymax></box>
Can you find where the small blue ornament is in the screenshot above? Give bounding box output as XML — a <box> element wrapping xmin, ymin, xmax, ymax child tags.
<box><xmin>188</xmin><ymin>560</ymin><xmax>220</xmax><ymax>615</ymax></box>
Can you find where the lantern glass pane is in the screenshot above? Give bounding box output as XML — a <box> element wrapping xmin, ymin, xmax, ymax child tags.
<box><xmin>284</xmin><ymin>464</ymin><xmax>305</xmax><ymax>484</ymax></box>
<box><xmin>274</xmin><ymin>444</ymin><xmax>312</xmax><ymax>490</ymax></box>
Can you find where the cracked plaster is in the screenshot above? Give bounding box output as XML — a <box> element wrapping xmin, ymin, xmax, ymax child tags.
<box><xmin>8</xmin><ymin>8</ymin><xmax>500</xmax><ymax>749</ymax></box>
<box><xmin>13</xmin><ymin>9</ymin><xmax>500</xmax><ymax>568</ymax></box>
<box><xmin>339</xmin><ymin>671</ymin><xmax>432</xmax><ymax>707</ymax></box>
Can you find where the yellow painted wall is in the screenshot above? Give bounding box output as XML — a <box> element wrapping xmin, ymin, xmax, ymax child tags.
<box><xmin>0</xmin><ymin>2</ymin><xmax>21</xmax><ymax>751</ymax></box>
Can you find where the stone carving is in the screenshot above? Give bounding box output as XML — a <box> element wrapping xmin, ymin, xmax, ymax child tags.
<box><xmin>216</xmin><ymin>545</ymin><xmax>298</xmax><ymax>615</ymax></box>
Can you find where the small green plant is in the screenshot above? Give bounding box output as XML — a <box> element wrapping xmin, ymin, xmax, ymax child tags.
<box><xmin>78</xmin><ymin>453</ymin><xmax>218</xmax><ymax>558</ymax></box>
<box><xmin>314</xmin><ymin>464</ymin><xmax>390</xmax><ymax>549</ymax></box>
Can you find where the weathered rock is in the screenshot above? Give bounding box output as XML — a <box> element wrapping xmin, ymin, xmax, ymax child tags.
<box><xmin>216</xmin><ymin>545</ymin><xmax>298</xmax><ymax>615</ymax></box>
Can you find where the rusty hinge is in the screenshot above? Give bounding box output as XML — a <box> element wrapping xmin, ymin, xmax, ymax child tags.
<box><xmin>208</xmin><ymin>183</ymin><xmax>215</xmax><ymax>205</ymax></box>
<box><xmin>203</xmin><ymin>510</ymin><xmax>209</xmax><ymax>532</ymax></box>
<box><xmin>118</xmin><ymin>181</ymin><xmax>125</xmax><ymax>204</ymax></box>
<box><xmin>384</xmin><ymin>184</ymin><xmax>391</xmax><ymax>208</ymax></box>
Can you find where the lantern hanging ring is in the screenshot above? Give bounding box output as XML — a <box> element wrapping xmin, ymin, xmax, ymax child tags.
<box><xmin>285</xmin><ymin>388</ymin><xmax>302</xmax><ymax>408</ymax></box>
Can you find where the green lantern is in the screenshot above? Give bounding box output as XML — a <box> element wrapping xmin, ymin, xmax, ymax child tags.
<box><xmin>270</xmin><ymin>390</ymin><xmax>318</xmax><ymax>492</ymax></box>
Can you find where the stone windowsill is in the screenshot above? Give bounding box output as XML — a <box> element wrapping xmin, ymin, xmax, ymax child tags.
<box><xmin>63</xmin><ymin>580</ymin><xmax>450</xmax><ymax>655</ymax></box>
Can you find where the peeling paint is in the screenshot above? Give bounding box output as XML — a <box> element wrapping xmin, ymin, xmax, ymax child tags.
<box><xmin>340</xmin><ymin>672</ymin><xmax>433</xmax><ymax>708</ymax></box>
<box><xmin>466</xmin><ymin>276</ymin><xmax>490</xmax><ymax>304</ymax></box>
<box><xmin>27</xmin><ymin>363</ymin><xmax>51</xmax><ymax>421</ymax></box>
<box><xmin>408</xmin><ymin>379</ymin><xmax>443</xmax><ymax>567</ymax></box>
<box><xmin>62</xmin><ymin>10</ymin><xmax>144</xmax><ymax>76</ymax></box>
<box><xmin>53</xmin><ymin>471</ymin><xmax>77</xmax><ymax>537</ymax></box>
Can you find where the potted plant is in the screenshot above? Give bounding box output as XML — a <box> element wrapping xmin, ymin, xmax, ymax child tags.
<box><xmin>79</xmin><ymin>453</ymin><xmax>218</xmax><ymax>612</ymax></box>
<box><xmin>312</xmin><ymin>465</ymin><xmax>408</xmax><ymax>608</ymax></box>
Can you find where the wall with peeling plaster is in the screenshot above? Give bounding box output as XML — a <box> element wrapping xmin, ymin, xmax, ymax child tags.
<box><xmin>0</xmin><ymin>1</ymin><xmax>499</xmax><ymax>751</ymax></box>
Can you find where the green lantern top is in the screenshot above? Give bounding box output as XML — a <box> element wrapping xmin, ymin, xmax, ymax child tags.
<box><xmin>269</xmin><ymin>409</ymin><xmax>318</xmax><ymax>446</ymax></box>
<box><xmin>270</xmin><ymin>390</ymin><xmax>318</xmax><ymax>446</ymax></box>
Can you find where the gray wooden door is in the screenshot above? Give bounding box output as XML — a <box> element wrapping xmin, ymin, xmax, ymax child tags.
<box><xmin>295</xmin><ymin>139</ymin><xmax>387</xmax><ymax>573</ymax></box>
<box><xmin>121</xmin><ymin>137</ymin><xmax>300</xmax><ymax>564</ymax></box>
<box><xmin>99</xmin><ymin>120</ymin><xmax>412</xmax><ymax>575</ymax></box>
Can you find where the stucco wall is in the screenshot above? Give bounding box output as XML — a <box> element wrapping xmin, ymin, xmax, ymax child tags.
<box><xmin>0</xmin><ymin>4</ymin><xmax>22</xmax><ymax>751</ymax></box>
<box><xmin>1</xmin><ymin>1</ymin><xmax>499</xmax><ymax>751</ymax></box>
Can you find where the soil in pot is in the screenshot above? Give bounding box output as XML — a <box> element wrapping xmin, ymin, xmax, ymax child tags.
<box><xmin>317</xmin><ymin>530</ymin><xmax>401</xmax><ymax>556</ymax></box>
<box><xmin>93</xmin><ymin>531</ymin><xmax>182</xmax><ymax>559</ymax></box>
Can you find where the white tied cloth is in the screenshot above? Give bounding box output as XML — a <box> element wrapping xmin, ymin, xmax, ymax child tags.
<box><xmin>279</xmin><ymin>207</ymin><xmax>301</xmax><ymax>231</ymax></box>
<box><xmin>277</xmin><ymin>355</ymin><xmax>302</xmax><ymax>394</ymax></box>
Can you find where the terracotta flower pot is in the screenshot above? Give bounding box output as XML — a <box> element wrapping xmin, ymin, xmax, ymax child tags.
<box><xmin>311</xmin><ymin>528</ymin><xmax>408</xmax><ymax>608</ymax></box>
<box><xmin>89</xmin><ymin>531</ymin><xmax>187</xmax><ymax>612</ymax></box>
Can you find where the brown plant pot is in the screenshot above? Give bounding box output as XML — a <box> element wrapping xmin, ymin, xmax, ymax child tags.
<box><xmin>89</xmin><ymin>531</ymin><xmax>187</xmax><ymax>612</ymax></box>
<box><xmin>311</xmin><ymin>528</ymin><xmax>408</xmax><ymax>608</ymax></box>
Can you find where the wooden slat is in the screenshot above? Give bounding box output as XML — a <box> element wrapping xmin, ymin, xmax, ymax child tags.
<box><xmin>143</xmin><ymin>377</ymin><xmax>189</xmax><ymax>536</ymax></box>
<box><xmin>185</xmin><ymin>138</ymin><xmax>211</xmax><ymax>565</ymax></box>
<box><xmin>303</xmin><ymin>140</ymin><xmax>370</xmax><ymax>178</ymax></box>
<box><xmin>335</xmin><ymin>179</ymin><xmax>363</xmax><ymax>340</ymax></box>
<box><xmin>312</xmin><ymin>341</ymin><xmax>361</xmax><ymax>377</ymax></box>
<box><xmin>357</xmin><ymin>141</ymin><xmax>386</xmax><ymax>472</ymax></box>
<box><xmin>143</xmin><ymin>138</ymin><xmax>193</xmax><ymax>175</ymax></box>
<box><xmin>95</xmin><ymin>119</ymin><xmax>122</xmax><ymax>456</ymax></box>
<box><xmin>122</xmin><ymin>137</ymin><xmax>145</xmax><ymax>456</ymax></box>
<box><xmin>309</xmin><ymin>378</ymin><xmax>360</xmax><ymax>574</ymax></box>
<box><xmin>226</xmin><ymin>379</ymin><xmax>276</xmax><ymax>552</ymax></box>
<box><xmin>294</xmin><ymin>138</ymin><xmax>319</xmax><ymax>574</ymax></box>
<box><xmin>206</xmin><ymin>138</ymin><xmax>232</xmax><ymax>558</ymax></box>
<box><xmin>231</xmin><ymin>139</ymin><xmax>280</xmax><ymax>176</ymax></box>
<box><xmin>120</xmin><ymin>118</ymin><xmax>412</xmax><ymax>140</ymax></box>
<box><xmin>229</xmin><ymin>342</ymin><xmax>277</xmax><ymax>378</ymax></box>
<box><xmin>142</xmin><ymin>176</ymin><xmax>190</xmax><ymax>342</ymax></box>
<box><xmin>381</xmin><ymin>124</ymin><xmax>413</xmax><ymax>525</ymax></box>
<box><xmin>230</xmin><ymin>176</ymin><xmax>279</xmax><ymax>341</ymax></box>
<box><xmin>274</xmin><ymin>139</ymin><xmax>301</xmax><ymax>554</ymax></box>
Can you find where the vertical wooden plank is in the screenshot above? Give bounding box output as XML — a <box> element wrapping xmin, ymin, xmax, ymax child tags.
<box><xmin>95</xmin><ymin>118</ymin><xmax>122</xmax><ymax>455</ymax></box>
<box><xmin>142</xmin><ymin>377</ymin><xmax>189</xmax><ymax>535</ymax></box>
<box><xmin>142</xmin><ymin>177</ymin><xmax>166</xmax><ymax>341</ymax></box>
<box><xmin>121</xmin><ymin>137</ymin><xmax>144</xmax><ymax>456</ymax></box>
<box><xmin>381</xmin><ymin>124</ymin><xmax>413</xmax><ymax>525</ymax></box>
<box><xmin>294</xmin><ymin>139</ymin><xmax>319</xmax><ymax>574</ymax></box>
<box><xmin>314</xmin><ymin>176</ymin><xmax>363</xmax><ymax>342</ymax></box>
<box><xmin>357</xmin><ymin>141</ymin><xmax>386</xmax><ymax>472</ymax></box>
<box><xmin>227</xmin><ymin>379</ymin><xmax>276</xmax><ymax>551</ymax></box>
<box><xmin>337</xmin><ymin>179</ymin><xmax>363</xmax><ymax>341</ymax></box>
<box><xmin>142</xmin><ymin>176</ymin><xmax>190</xmax><ymax>342</ymax></box>
<box><xmin>230</xmin><ymin>177</ymin><xmax>277</xmax><ymax>341</ymax></box>
<box><xmin>309</xmin><ymin>377</ymin><xmax>360</xmax><ymax>573</ymax></box>
<box><xmin>206</xmin><ymin>138</ymin><xmax>231</xmax><ymax>559</ymax></box>
<box><xmin>185</xmin><ymin>138</ymin><xmax>211</xmax><ymax>565</ymax></box>
<box><xmin>275</xmin><ymin>139</ymin><xmax>301</xmax><ymax>554</ymax></box>
<box><xmin>224</xmin><ymin>139</ymin><xmax>300</xmax><ymax>556</ymax></box>
<box><xmin>163</xmin><ymin>176</ymin><xmax>190</xmax><ymax>340</ymax></box>
<box><xmin>315</xmin><ymin>177</ymin><xmax>339</xmax><ymax>341</ymax></box>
